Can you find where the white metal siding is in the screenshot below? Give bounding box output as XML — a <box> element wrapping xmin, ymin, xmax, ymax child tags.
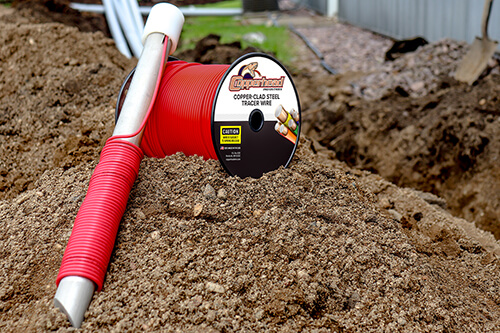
<box><xmin>338</xmin><ymin>0</ymin><xmax>500</xmax><ymax>51</ymax></box>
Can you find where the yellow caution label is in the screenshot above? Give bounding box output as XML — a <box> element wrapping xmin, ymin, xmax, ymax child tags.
<box><xmin>220</xmin><ymin>126</ymin><xmax>241</xmax><ymax>144</ymax></box>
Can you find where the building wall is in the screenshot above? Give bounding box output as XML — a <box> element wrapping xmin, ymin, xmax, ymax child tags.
<box><xmin>296</xmin><ymin>0</ymin><xmax>339</xmax><ymax>17</ymax></box>
<box><xmin>337</xmin><ymin>0</ymin><xmax>500</xmax><ymax>50</ymax></box>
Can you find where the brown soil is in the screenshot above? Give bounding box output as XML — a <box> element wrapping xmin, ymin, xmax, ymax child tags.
<box><xmin>11</xmin><ymin>0</ymin><xmax>227</xmax><ymax>39</ymax></box>
<box><xmin>300</xmin><ymin>72</ymin><xmax>500</xmax><ymax>239</ymax></box>
<box><xmin>12</xmin><ymin>0</ymin><xmax>112</xmax><ymax>37</ymax></box>
<box><xmin>1</xmin><ymin>4</ymin><xmax>499</xmax><ymax>333</ymax></box>
<box><xmin>0</xmin><ymin>14</ymin><xmax>135</xmax><ymax>199</ymax></box>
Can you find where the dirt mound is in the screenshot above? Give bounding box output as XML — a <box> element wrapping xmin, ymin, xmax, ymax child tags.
<box><xmin>1</xmin><ymin>142</ymin><xmax>499</xmax><ymax>332</ymax></box>
<box><xmin>12</xmin><ymin>0</ymin><xmax>110</xmax><ymax>36</ymax></box>
<box><xmin>0</xmin><ymin>16</ymin><xmax>135</xmax><ymax>199</ymax></box>
<box><xmin>0</xmin><ymin>6</ymin><xmax>499</xmax><ymax>332</ymax></box>
<box><xmin>300</xmin><ymin>51</ymin><xmax>500</xmax><ymax>239</ymax></box>
<box><xmin>176</xmin><ymin>34</ymin><xmax>262</xmax><ymax>64</ymax></box>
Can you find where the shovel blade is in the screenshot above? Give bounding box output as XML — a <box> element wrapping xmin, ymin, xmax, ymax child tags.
<box><xmin>455</xmin><ymin>37</ymin><xmax>499</xmax><ymax>85</ymax></box>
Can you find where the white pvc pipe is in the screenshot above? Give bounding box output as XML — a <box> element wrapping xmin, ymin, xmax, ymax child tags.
<box><xmin>116</xmin><ymin>2</ymin><xmax>185</xmax><ymax>142</ymax></box>
<box><xmin>114</xmin><ymin>0</ymin><xmax>143</xmax><ymax>57</ymax></box>
<box><xmin>69</xmin><ymin>3</ymin><xmax>244</xmax><ymax>16</ymax></box>
<box><xmin>102</xmin><ymin>0</ymin><xmax>132</xmax><ymax>58</ymax></box>
<box><xmin>172</xmin><ymin>6</ymin><xmax>244</xmax><ymax>17</ymax></box>
<box><xmin>54</xmin><ymin>276</ymin><xmax>95</xmax><ymax>328</ymax></box>
<box><xmin>54</xmin><ymin>5</ymin><xmax>184</xmax><ymax>328</ymax></box>
<box><xmin>52</xmin><ymin>36</ymin><xmax>166</xmax><ymax>326</ymax></box>
<box><xmin>128</xmin><ymin>0</ymin><xmax>144</xmax><ymax>36</ymax></box>
<box><xmin>113</xmin><ymin>33</ymin><xmax>170</xmax><ymax>144</ymax></box>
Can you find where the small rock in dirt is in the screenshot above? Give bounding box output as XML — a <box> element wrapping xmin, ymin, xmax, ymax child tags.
<box><xmin>379</xmin><ymin>197</ymin><xmax>392</xmax><ymax>209</ymax></box>
<box><xmin>347</xmin><ymin>291</ymin><xmax>361</xmax><ymax>309</ymax></box>
<box><xmin>254</xmin><ymin>308</ymin><xmax>264</xmax><ymax>320</ymax></box>
<box><xmin>206</xmin><ymin>281</ymin><xmax>225</xmax><ymax>293</ymax></box>
<box><xmin>136</xmin><ymin>209</ymin><xmax>146</xmax><ymax>219</ymax></box>
<box><xmin>188</xmin><ymin>295</ymin><xmax>203</xmax><ymax>308</ymax></box>
<box><xmin>203</xmin><ymin>184</ymin><xmax>216</xmax><ymax>199</ymax></box>
<box><xmin>410</xmin><ymin>81</ymin><xmax>425</xmax><ymax>92</ymax></box>
<box><xmin>388</xmin><ymin>209</ymin><xmax>403</xmax><ymax>222</ymax></box>
<box><xmin>15</xmin><ymin>194</ymin><xmax>29</xmax><ymax>205</ymax></box>
<box><xmin>253</xmin><ymin>209</ymin><xmax>264</xmax><ymax>218</ymax></box>
<box><xmin>207</xmin><ymin>309</ymin><xmax>217</xmax><ymax>322</ymax></box>
<box><xmin>217</xmin><ymin>188</ymin><xmax>227</xmax><ymax>199</ymax></box>
<box><xmin>297</xmin><ymin>270</ymin><xmax>310</xmax><ymax>280</ymax></box>
<box><xmin>414</xmin><ymin>191</ymin><xmax>447</xmax><ymax>209</ymax></box>
<box><xmin>193</xmin><ymin>203</ymin><xmax>203</xmax><ymax>217</ymax></box>
<box><xmin>150</xmin><ymin>231</ymin><xmax>160</xmax><ymax>240</ymax></box>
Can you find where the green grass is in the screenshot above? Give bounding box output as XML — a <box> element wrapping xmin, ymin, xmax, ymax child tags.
<box><xmin>176</xmin><ymin>1</ymin><xmax>295</xmax><ymax>64</ymax></box>
<box><xmin>191</xmin><ymin>0</ymin><xmax>242</xmax><ymax>8</ymax></box>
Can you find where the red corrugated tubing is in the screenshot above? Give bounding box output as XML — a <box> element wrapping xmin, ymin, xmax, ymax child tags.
<box><xmin>57</xmin><ymin>38</ymin><xmax>169</xmax><ymax>290</ymax></box>
<box><xmin>141</xmin><ymin>60</ymin><xmax>229</xmax><ymax>160</ymax></box>
<box><xmin>56</xmin><ymin>139</ymin><xmax>143</xmax><ymax>290</ymax></box>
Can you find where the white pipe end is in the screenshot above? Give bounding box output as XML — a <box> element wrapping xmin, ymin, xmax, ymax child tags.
<box><xmin>142</xmin><ymin>3</ymin><xmax>185</xmax><ymax>54</ymax></box>
<box><xmin>54</xmin><ymin>276</ymin><xmax>95</xmax><ymax>328</ymax></box>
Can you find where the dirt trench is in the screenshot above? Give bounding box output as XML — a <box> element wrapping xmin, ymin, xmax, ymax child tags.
<box><xmin>300</xmin><ymin>65</ymin><xmax>500</xmax><ymax>239</ymax></box>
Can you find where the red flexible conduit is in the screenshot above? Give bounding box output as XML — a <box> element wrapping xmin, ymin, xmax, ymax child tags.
<box><xmin>56</xmin><ymin>140</ymin><xmax>143</xmax><ymax>290</ymax></box>
<box><xmin>56</xmin><ymin>41</ymin><xmax>233</xmax><ymax>291</ymax></box>
<box><xmin>57</xmin><ymin>38</ymin><xmax>168</xmax><ymax>290</ymax></box>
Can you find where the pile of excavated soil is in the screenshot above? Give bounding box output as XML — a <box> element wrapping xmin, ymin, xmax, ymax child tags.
<box><xmin>0</xmin><ymin>18</ymin><xmax>134</xmax><ymax>199</ymax></box>
<box><xmin>1</xmin><ymin>6</ymin><xmax>499</xmax><ymax>332</ymax></box>
<box><xmin>299</xmin><ymin>53</ymin><xmax>500</xmax><ymax>239</ymax></box>
<box><xmin>292</xmin><ymin>21</ymin><xmax>499</xmax><ymax>239</ymax></box>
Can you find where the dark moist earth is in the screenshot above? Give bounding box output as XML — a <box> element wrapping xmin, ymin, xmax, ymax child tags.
<box><xmin>300</xmin><ymin>72</ymin><xmax>500</xmax><ymax>239</ymax></box>
<box><xmin>1</xmin><ymin>4</ymin><xmax>499</xmax><ymax>333</ymax></box>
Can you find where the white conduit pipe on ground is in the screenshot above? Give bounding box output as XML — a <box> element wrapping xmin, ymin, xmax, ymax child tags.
<box><xmin>70</xmin><ymin>1</ymin><xmax>242</xmax><ymax>58</ymax></box>
<box><xmin>128</xmin><ymin>0</ymin><xmax>144</xmax><ymax>37</ymax></box>
<box><xmin>102</xmin><ymin>0</ymin><xmax>132</xmax><ymax>58</ymax></box>
<box><xmin>69</xmin><ymin>3</ymin><xmax>244</xmax><ymax>17</ymax></box>
<box><xmin>114</xmin><ymin>0</ymin><xmax>143</xmax><ymax>57</ymax></box>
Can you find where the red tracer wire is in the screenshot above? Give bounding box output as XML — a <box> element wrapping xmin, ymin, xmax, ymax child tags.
<box><xmin>56</xmin><ymin>40</ymin><xmax>233</xmax><ymax>291</ymax></box>
<box><xmin>140</xmin><ymin>61</ymin><xmax>229</xmax><ymax>160</ymax></box>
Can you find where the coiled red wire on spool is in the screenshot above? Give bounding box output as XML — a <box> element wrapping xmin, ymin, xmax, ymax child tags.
<box><xmin>115</xmin><ymin>52</ymin><xmax>302</xmax><ymax>178</ymax></box>
<box><xmin>141</xmin><ymin>61</ymin><xmax>229</xmax><ymax>160</ymax></box>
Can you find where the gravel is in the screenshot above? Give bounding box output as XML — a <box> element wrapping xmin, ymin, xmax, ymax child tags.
<box><xmin>293</xmin><ymin>18</ymin><xmax>498</xmax><ymax>100</ymax></box>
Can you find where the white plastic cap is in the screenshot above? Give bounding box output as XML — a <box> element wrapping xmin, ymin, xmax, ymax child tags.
<box><xmin>142</xmin><ymin>3</ymin><xmax>185</xmax><ymax>54</ymax></box>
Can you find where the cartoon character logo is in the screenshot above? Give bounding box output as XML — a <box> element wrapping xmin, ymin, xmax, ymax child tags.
<box><xmin>229</xmin><ymin>61</ymin><xmax>285</xmax><ymax>92</ymax></box>
<box><xmin>238</xmin><ymin>62</ymin><xmax>261</xmax><ymax>79</ymax></box>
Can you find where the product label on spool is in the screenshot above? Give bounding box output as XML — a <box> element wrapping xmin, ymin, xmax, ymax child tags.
<box><xmin>212</xmin><ymin>54</ymin><xmax>301</xmax><ymax>178</ymax></box>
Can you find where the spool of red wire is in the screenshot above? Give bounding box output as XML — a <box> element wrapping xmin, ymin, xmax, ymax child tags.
<box><xmin>117</xmin><ymin>53</ymin><xmax>301</xmax><ymax>178</ymax></box>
